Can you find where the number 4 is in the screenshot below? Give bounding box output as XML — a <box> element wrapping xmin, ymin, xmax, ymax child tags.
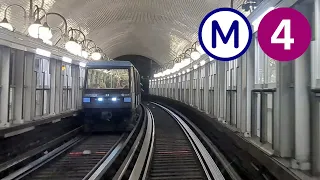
<box><xmin>271</xmin><ymin>19</ymin><xmax>294</xmax><ymax>50</ymax></box>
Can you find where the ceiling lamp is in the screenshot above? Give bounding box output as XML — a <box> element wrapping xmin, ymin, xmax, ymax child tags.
<box><xmin>196</xmin><ymin>44</ymin><xmax>205</xmax><ymax>55</ymax></box>
<box><xmin>82</xmin><ymin>50</ymin><xmax>89</xmax><ymax>59</ymax></box>
<box><xmin>28</xmin><ymin>18</ymin><xmax>43</xmax><ymax>38</ymax></box>
<box><xmin>38</xmin><ymin>22</ymin><xmax>52</xmax><ymax>40</ymax></box>
<box><xmin>0</xmin><ymin>18</ymin><xmax>13</xmax><ymax>31</ymax></box>
<box><xmin>65</xmin><ymin>28</ymin><xmax>85</xmax><ymax>55</ymax></box>
<box><xmin>91</xmin><ymin>52</ymin><xmax>102</xmax><ymax>60</ymax></box>
<box><xmin>181</xmin><ymin>58</ymin><xmax>190</xmax><ymax>67</ymax></box>
<box><xmin>191</xmin><ymin>51</ymin><xmax>201</xmax><ymax>60</ymax></box>
<box><xmin>28</xmin><ymin>6</ymin><xmax>49</xmax><ymax>39</ymax></box>
<box><xmin>81</xmin><ymin>39</ymin><xmax>96</xmax><ymax>59</ymax></box>
<box><xmin>0</xmin><ymin>4</ymin><xmax>27</xmax><ymax>32</ymax></box>
<box><xmin>90</xmin><ymin>47</ymin><xmax>103</xmax><ymax>60</ymax></box>
<box><xmin>65</xmin><ymin>37</ymin><xmax>81</xmax><ymax>55</ymax></box>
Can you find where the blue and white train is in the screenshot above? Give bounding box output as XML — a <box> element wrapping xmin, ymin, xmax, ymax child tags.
<box><xmin>81</xmin><ymin>60</ymin><xmax>141</xmax><ymax>132</ymax></box>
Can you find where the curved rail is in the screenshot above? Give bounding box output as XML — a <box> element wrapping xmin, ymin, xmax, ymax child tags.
<box><xmin>2</xmin><ymin>105</ymin><xmax>147</xmax><ymax>180</ymax></box>
<box><xmin>152</xmin><ymin>102</ymin><xmax>225</xmax><ymax>180</ymax></box>
<box><xmin>119</xmin><ymin>102</ymin><xmax>241</xmax><ymax>180</ymax></box>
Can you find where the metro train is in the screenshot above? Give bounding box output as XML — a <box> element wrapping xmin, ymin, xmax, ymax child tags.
<box><xmin>81</xmin><ymin>60</ymin><xmax>141</xmax><ymax>132</ymax></box>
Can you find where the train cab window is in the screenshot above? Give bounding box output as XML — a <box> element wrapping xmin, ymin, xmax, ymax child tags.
<box><xmin>86</xmin><ymin>68</ymin><xmax>129</xmax><ymax>89</ymax></box>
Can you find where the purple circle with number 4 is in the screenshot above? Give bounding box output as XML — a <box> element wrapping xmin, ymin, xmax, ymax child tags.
<box><xmin>257</xmin><ymin>7</ymin><xmax>311</xmax><ymax>62</ymax></box>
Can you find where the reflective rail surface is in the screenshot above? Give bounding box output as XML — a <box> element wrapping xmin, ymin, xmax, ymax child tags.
<box><xmin>2</xmin><ymin>106</ymin><xmax>146</xmax><ymax>180</ymax></box>
<box><xmin>126</xmin><ymin>102</ymin><xmax>233</xmax><ymax>180</ymax></box>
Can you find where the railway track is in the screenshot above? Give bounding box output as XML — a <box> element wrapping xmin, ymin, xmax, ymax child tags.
<box><xmin>23</xmin><ymin>134</ymin><xmax>124</xmax><ymax>180</ymax></box>
<box><xmin>147</xmin><ymin>103</ymin><xmax>206</xmax><ymax>179</ymax></box>
<box><xmin>2</xmin><ymin>103</ymin><xmax>241</xmax><ymax>180</ymax></box>
<box><xmin>1</xmin><ymin>106</ymin><xmax>145</xmax><ymax>180</ymax></box>
<box><xmin>114</xmin><ymin>102</ymin><xmax>241</xmax><ymax>180</ymax></box>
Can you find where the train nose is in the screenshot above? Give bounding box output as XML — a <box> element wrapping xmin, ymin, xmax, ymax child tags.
<box><xmin>101</xmin><ymin>111</ymin><xmax>112</xmax><ymax>120</ymax></box>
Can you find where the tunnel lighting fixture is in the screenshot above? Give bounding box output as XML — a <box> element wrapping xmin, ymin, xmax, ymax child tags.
<box><xmin>79</xmin><ymin>62</ymin><xmax>86</xmax><ymax>67</ymax></box>
<box><xmin>186</xmin><ymin>68</ymin><xmax>190</xmax><ymax>73</ymax></box>
<box><xmin>62</xmin><ymin>56</ymin><xmax>72</xmax><ymax>63</ymax></box>
<box><xmin>182</xmin><ymin>71</ymin><xmax>185</xmax><ymax>74</ymax></box>
<box><xmin>28</xmin><ymin>19</ymin><xmax>43</xmax><ymax>38</ymax></box>
<box><xmin>0</xmin><ymin>18</ymin><xmax>13</xmax><ymax>31</ymax></box>
<box><xmin>181</xmin><ymin>58</ymin><xmax>191</xmax><ymax>67</ymax></box>
<box><xmin>38</xmin><ymin>22</ymin><xmax>52</xmax><ymax>40</ymax></box>
<box><xmin>82</xmin><ymin>50</ymin><xmax>89</xmax><ymax>59</ymax></box>
<box><xmin>196</xmin><ymin>44</ymin><xmax>205</xmax><ymax>55</ymax></box>
<box><xmin>200</xmin><ymin>60</ymin><xmax>206</xmax><ymax>66</ymax></box>
<box><xmin>209</xmin><ymin>57</ymin><xmax>214</xmax><ymax>61</ymax></box>
<box><xmin>0</xmin><ymin>2</ymin><xmax>108</xmax><ymax>60</ymax></box>
<box><xmin>193</xmin><ymin>64</ymin><xmax>198</xmax><ymax>69</ymax></box>
<box><xmin>172</xmin><ymin>62</ymin><xmax>182</xmax><ymax>72</ymax></box>
<box><xmin>65</xmin><ymin>38</ymin><xmax>82</xmax><ymax>55</ymax></box>
<box><xmin>191</xmin><ymin>51</ymin><xmax>201</xmax><ymax>60</ymax></box>
<box><xmin>97</xmin><ymin>97</ymin><xmax>103</xmax><ymax>102</ymax></box>
<box><xmin>91</xmin><ymin>52</ymin><xmax>102</xmax><ymax>60</ymax></box>
<box><xmin>111</xmin><ymin>97</ymin><xmax>117</xmax><ymax>101</ymax></box>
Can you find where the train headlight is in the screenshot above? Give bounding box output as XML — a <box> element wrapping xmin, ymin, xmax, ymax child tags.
<box><xmin>111</xmin><ymin>97</ymin><xmax>117</xmax><ymax>102</ymax></box>
<box><xmin>97</xmin><ymin>97</ymin><xmax>104</xmax><ymax>102</ymax></box>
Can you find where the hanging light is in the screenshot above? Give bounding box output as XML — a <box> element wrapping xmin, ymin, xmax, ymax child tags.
<box><xmin>181</xmin><ymin>58</ymin><xmax>190</xmax><ymax>67</ymax></box>
<box><xmin>91</xmin><ymin>51</ymin><xmax>102</xmax><ymax>60</ymax></box>
<box><xmin>28</xmin><ymin>18</ymin><xmax>43</xmax><ymax>38</ymax></box>
<box><xmin>82</xmin><ymin>50</ymin><xmax>89</xmax><ymax>59</ymax></box>
<box><xmin>65</xmin><ymin>28</ymin><xmax>86</xmax><ymax>56</ymax></box>
<box><xmin>196</xmin><ymin>44</ymin><xmax>205</xmax><ymax>55</ymax></box>
<box><xmin>191</xmin><ymin>51</ymin><xmax>201</xmax><ymax>60</ymax></box>
<box><xmin>0</xmin><ymin>4</ymin><xmax>27</xmax><ymax>32</ymax></box>
<box><xmin>65</xmin><ymin>37</ymin><xmax>81</xmax><ymax>55</ymax></box>
<box><xmin>38</xmin><ymin>22</ymin><xmax>52</xmax><ymax>40</ymax></box>
<box><xmin>0</xmin><ymin>18</ymin><xmax>13</xmax><ymax>31</ymax></box>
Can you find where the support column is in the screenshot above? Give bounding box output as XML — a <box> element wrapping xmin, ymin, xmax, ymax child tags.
<box><xmin>0</xmin><ymin>47</ymin><xmax>10</xmax><ymax>127</ymax></box>
<box><xmin>217</xmin><ymin>61</ymin><xmax>226</xmax><ymax>121</ymax></box>
<box><xmin>71</xmin><ymin>65</ymin><xmax>77</xmax><ymax>110</ymax></box>
<box><xmin>312</xmin><ymin>0</ymin><xmax>320</xmax><ymax>175</ymax></box>
<box><xmin>13</xmin><ymin>50</ymin><xmax>25</xmax><ymax>124</ymax></box>
<box><xmin>236</xmin><ymin>58</ymin><xmax>242</xmax><ymax>129</ymax></box>
<box><xmin>204</xmin><ymin>63</ymin><xmax>209</xmax><ymax>113</ymax></box>
<box><xmin>55</xmin><ymin>61</ymin><xmax>62</xmax><ymax>114</ymax></box>
<box><xmin>197</xmin><ymin>69</ymin><xmax>201</xmax><ymax>109</ymax></box>
<box><xmin>273</xmin><ymin>61</ymin><xmax>294</xmax><ymax>157</ymax></box>
<box><xmin>241</xmin><ymin>42</ymin><xmax>254</xmax><ymax>136</ymax></box>
<box><xmin>50</xmin><ymin>59</ymin><xmax>56</xmax><ymax>114</ymax></box>
<box><xmin>23</xmin><ymin>53</ymin><xmax>35</xmax><ymax>121</ymax></box>
<box><xmin>292</xmin><ymin>49</ymin><xmax>311</xmax><ymax>170</ymax></box>
<box><xmin>190</xmin><ymin>71</ymin><xmax>194</xmax><ymax>106</ymax></box>
<box><xmin>291</xmin><ymin>4</ymin><xmax>312</xmax><ymax>171</ymax></box>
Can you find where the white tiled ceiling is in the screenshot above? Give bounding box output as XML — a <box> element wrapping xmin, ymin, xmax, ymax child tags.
<box><xmin>0</xmin><ymin>0</ymin><xmax>246</xmax><ymax>65</ymax></box>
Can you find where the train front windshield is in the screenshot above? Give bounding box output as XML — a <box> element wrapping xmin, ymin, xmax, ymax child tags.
<box><xmin>86</xmin><ymin>68</ymin><xmax>130</xmax><ymax>89</ymax></box>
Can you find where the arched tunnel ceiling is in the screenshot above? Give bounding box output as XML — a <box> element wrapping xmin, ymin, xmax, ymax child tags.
<box><xmin>0</xmin><ymin>0</ymin><xmax>246</xmax><ymax>66</ymax></box>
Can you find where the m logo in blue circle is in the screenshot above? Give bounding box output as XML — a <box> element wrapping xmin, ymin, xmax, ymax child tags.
<box><xmin>198</xmin><ymin>8</ymin><xmax>253</xmax><ymax>61</ymax></box>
